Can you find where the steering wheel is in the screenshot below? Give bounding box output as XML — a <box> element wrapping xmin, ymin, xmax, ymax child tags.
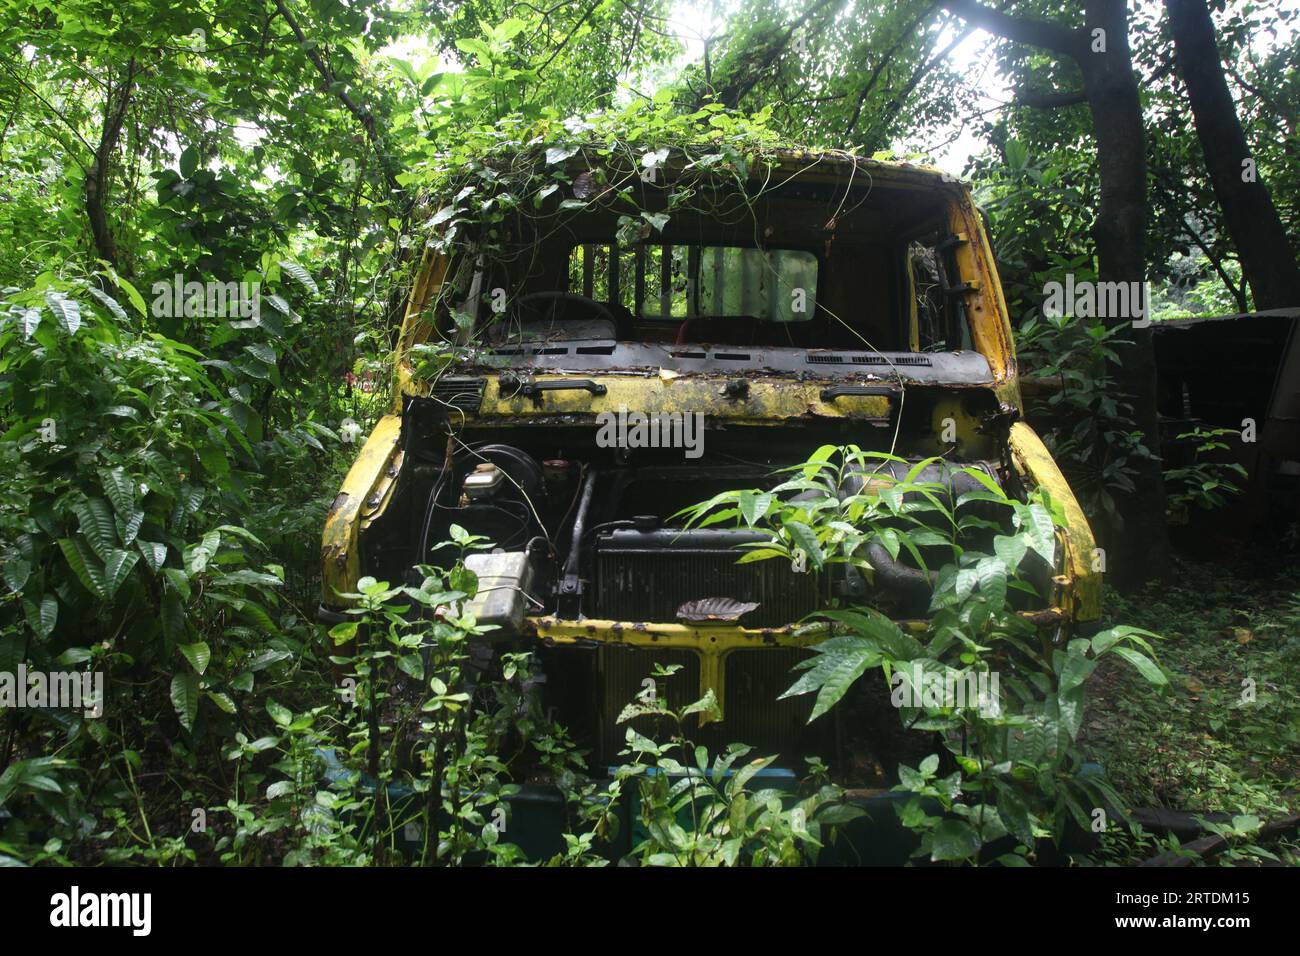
<box><xmin>514</xmin><ymin>291</ymin><xmax>618</xmax><ymax>326</ymax></box>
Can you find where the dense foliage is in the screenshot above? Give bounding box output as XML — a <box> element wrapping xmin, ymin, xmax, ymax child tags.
<box><xmin>1</xmin><ymin>0</ymin><xmax>1296</xmax><ymax>866</ymax></box>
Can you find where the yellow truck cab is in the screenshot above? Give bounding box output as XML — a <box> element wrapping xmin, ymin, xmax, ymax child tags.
<box><xmin>321</xmin><ymin>148</ymin><xmax>1100</xmax><ymax>771</ymax></box>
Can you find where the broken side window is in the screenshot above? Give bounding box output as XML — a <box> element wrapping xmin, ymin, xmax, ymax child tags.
<box><xmin>909</xmin><ymin>229</ymin><xmax>971</xmax><ymax>352</ymax></box>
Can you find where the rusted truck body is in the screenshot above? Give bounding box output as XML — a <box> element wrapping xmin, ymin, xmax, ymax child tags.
<box><xmin>321</xmin><ymin>150</ymin><xmax>1101</xmax><ymax>783</ymax></box>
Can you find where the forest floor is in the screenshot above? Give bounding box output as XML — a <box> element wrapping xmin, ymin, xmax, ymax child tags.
<box><xmin>1080</xmin><ymin>552</ymin><xmax>1300</xmax><ymax>863</ymax></box>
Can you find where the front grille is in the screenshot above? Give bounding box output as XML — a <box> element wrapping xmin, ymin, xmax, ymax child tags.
<box><xmin>722</xmin><ymin>649</ymin><xmax>818</xmax><ymax>756</ymax></box>
<box><xmin>597</xmin><ymin>647</ymin><xmax>699</xmax><ymax>765</ymax></box>
<box><xmin>592</xmin><ymin>529</ymin><xmax>822</xmax><ymax>628</ymax></box>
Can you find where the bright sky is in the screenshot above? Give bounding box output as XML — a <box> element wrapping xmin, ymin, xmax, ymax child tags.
<box><xmin>660</xmin><ymin>0</ymin><xmax>1300</xmax><ymax>177</ymax></box>
<box><xmin>659</xmin><ymin>0</ymin><xmax>1007</xmax><ymax>174</ymax></box>
<box><xmin>366</xmin><ymin>0</ymin><xmax>1300</xmax><ymax>181</ymax></box>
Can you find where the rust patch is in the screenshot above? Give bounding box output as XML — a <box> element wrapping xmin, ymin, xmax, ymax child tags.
<box><xmin>325</xmin><ymin>492</ymin><xmax>350</xmax><ymax>521</ymax></box>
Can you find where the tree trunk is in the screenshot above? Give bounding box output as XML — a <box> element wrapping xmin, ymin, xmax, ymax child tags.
<box><xmin>944</xmin><ymin>0</ymin><xmax>1171</xmax><ymax>584</ymax></box>
<box><xmin>1166</xmin><ymin>0</ymin><xmax>1300</xmax><ymax>309</ymax></box>
<box><xmin>1077</xmin><ymin>0</ymin><xmax>1170</xmax><ymax>585</ymax></box>
<box><xmin>84</xmin><ymin>61</ymin><xmax>135</xmax><ymax>268</ymax></box>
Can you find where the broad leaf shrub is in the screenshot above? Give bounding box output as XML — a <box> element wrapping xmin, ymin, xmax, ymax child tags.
<box><xmin>678</xmin><ymin>445</ymin><xmax>1170</xmax><ymax>865</ymax></box>
<box><xmin>0</xmin><ymin>269</ymin><xmax>346</xmax><ymax>864</ymax></box>
<box><xmin>613</xmin><ymin>668</ymin><xmax>861</xmax><ymax>867</ymax></box>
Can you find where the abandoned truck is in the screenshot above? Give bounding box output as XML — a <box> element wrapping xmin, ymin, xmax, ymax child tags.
<box><xmin>319</xmin><ymin>148</ymin><xmax>1101</xmax><ymax>818</ymax></box>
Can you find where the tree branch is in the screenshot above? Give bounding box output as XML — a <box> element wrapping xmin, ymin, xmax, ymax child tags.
<box><xmin>845</xmin><ymin>1</ymin><xmax>944</xmax><ymax>139</ymax></box>
<box><xmin>1182</xmin><ymin>214</ymin><xmax>1248</xmax><ymax>313</ymax></box>
<box><xmin>271</xmin><ymin>0</ymin><xmax>400</xmax><ymax>192</ymax></box>
<box><xmin>717</xmin><ymin>0</ymin><xmax>842</xmax><ymax>108</ymax></box>
<box><xmin>942</xmin><ymin>0</ymin><xmax>1083</xmax><ymax>58</ymax></box>
<box><xmin>84</xmin><ymin>59</ymin><xmax>135</xmax><ymax>267</ymax></box>
<box><xmin>536</xmin><ymin>0</ymin><xmax>602</xmax><ymax>73</ymax></box>
<box><xmin>0</xmin><ymin>60</ymin><xmax>96</xmax><ymax>162</ymax></box>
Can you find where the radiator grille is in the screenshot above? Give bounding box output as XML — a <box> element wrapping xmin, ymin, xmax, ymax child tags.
<box><xmin>722</xmin><ymin>649</ymin><xmax>819</xmax><ymax>757</ymax></box>
<box><xmin>597</xmin><ymin>648</ymin><xmax>699</xmax><ymax>765</ymax></box>
<box><xmin>593</xmin><ymin>542</ymin><xmax>822</xmax><ymax>628</ymax></box>
<box><xmin>592</xmin><ymin>646</ymin><xmax>825</xmax><ymax>765</ymax></box>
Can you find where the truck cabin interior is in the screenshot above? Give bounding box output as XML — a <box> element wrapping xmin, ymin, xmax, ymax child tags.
<box><xmin>460</xmin><ymin>170</ymin><xmax>975</xmax><ymax>354</ymax></box>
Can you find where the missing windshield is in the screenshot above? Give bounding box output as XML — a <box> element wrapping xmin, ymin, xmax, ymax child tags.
<box><xmin>568</xmin><ymin>243</ymin><xmax>817</xmax><ymax>324</ymax></box>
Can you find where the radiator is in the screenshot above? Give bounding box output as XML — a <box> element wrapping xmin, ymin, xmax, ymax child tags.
<box><xmin>594</xmin><ymin>646</ymin><xmax>824</xmax><ymax>767</ymax></box>
<box><xmin>591</xmin><ymin>528</ymin><xmax>823</xmax><ymax>628</ymax></box>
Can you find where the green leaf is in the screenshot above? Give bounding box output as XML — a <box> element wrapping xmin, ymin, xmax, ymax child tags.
<box><xmin>45</xmin><ymin>292</ymin><xmax>81</xmax><ymax>335</ymax></box>
<box><xmin>136</xmin><ymin>539</ymin><xmax>167</xmax><ymax>573</ymax></box>
<box><xmin>992</xmin><ymin>534</ymin><xmax>1027</xmax><ymax>573</ymax></box>
<box><xmin>783</xmin><ymin>520</ymin><xmax>824</xmax><ymax>569</ymax></box>
<box><xmin>71</xmin><ymin>498</ymin><xmax>117</xmax><ymax>561</ymax></box>
<box><xmin>738</xmin><ymin>491</ymin><xmax>774</xmax><ymax>527</ymax></box>
<box><xmin>1018</xmin><ymin>503</ymin><xmax>1057</xmax><ymax>564</ymax></box>
<box><xmin>1111</xmin><ymin>646</ymin><xmax>1167</xmax><ymax>686</ymax></box>
<box><xmin>263</xmin><ymin>294</ymin><xmax>296</xmax><ymax>322</ymax></box>
<box><xmin>930</xmin><ymin>819</ymin><xmax>981</xmax><ymax>862</ymax></box>
<box><xmin>996</xmin><ymin>788</ymin><xmax>1035</xmax><ymax>848</ymax></box>
<box><xmin>1057</xmin><ymin>649</ymin><xmax>1096</xmax><ymax>693</ymax></box>
<box><xmin>87</xmin><ymin>286</ymin><xmax>128</xmax><ymax>321</ymax></box>
<box><xmin>58</xmin><ymin>538</ymin><xmax>106</xmax><ymax>599</ymax></box>
<box><xmin>111</xmin><ymin>274</ymin><xmax>148</xmax><ymax>316</ymax></box>
<box><xmin>187</xmin><ymin>542</ymin><xmax>214</xmax><ymax>576</ymax></box>
<box><xmin>100</xmin><ymin>467</ymin><xmax>136</xmax><ymax>517</ymax></box>
<box><xmin>735</xmin><ymin>548</ymin><xmax>787</xmax><ymax>564</ymax></box>
<box><xmin>162</xmin><ymin>567</ymin><xmax>191</xmax><ymax>601</ymax></box>
<box><xmin>2</xmin><ymin>558</ymin><xmax>31</xmax><ymax>593</ymax></box>
<box><xmin>179</xmin><ymin>145</ymin><xmax>199</xmax><ymax>178</ymax></box>
<box><xmin>455</xmin><ymin>37</ymin><xmax>494</xmax><ymax>62</ymax></box>
<box><xmin>277</xmin><ymin>260</ymin><xmax>318</xmax><ymax>296</ymax></box>
<box><xmin>179</xmin><ymin>641</ymin><xmax>211</xmax><ymax>675</ymax></box>
<box><xmin>244</xmin><ymin>342</ymin><xmax>277</xmax><ymax>365</ymax></box>
<box><xmin>1057</xmin><ymin>685</ymin><xmax>1084</xmax><ymax>740</ymax></box>
<box><xmin>160</xmin><ymin>588</ymin><xmax>187</xmax><ymax>650</ymax></box>
<box><xmin>24</xmin><ymin>595</ymin><xmax>58</xmax><ymax>639</ymax></box>
<box><xmin>973</xmin><ymin>556</ymin><xmax>1007</xmax><ymax>607</ymax></box>
<box><xmin>545</xmin><ymin>144</ymin><xmax>578</xmax><ymax>165</ymax></box>
<box><xmin>780</xmin><ymin>636</ymin><xmax>880</xmax><ymax>721</ymax></box>
<box><xmin>266</xmin><ymin>699</ymin><xmax>293</xmax><ymax>727</ymax></box>
<box><xmin>266</xmin><ymin>780</ymin><xmax>294</xmax><ymax>800</ymax></box>
<box><xmin>102</xmin><ymin>548</ymin><xmax>139</xmax><ymax>598</ymax></box>
<box><xmin>207</xmin><ymin>691</ymin><xmax>237</xmax><ymax>714</ymax></box>
<box><xmin>57</xmin><ymin>646</ymin><xmax>92</xmax><ymax>665</ymax></box>
<box><xmin>396</xmin><ymin>653</ymin><xmax>424</xmax><ymax>680</ymax></box>
<box><xmin>170</xmin><ymin>672</ymin><xmax>200</xmax><ymax>732</ymax></box>
<box><xmin>17</xmin><ymin>307</ymin><xmax>40</xmax><ymax>339</ymax></box>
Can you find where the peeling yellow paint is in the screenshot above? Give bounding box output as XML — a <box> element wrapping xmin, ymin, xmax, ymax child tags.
<box><xmin>320</xmin><ymin>415</ymin><xmax>403</xmax><ymax>606</ymax></box>
<box><xmin>528</xmin><ymin>617</ymin><xmax>822</xmax><ymax>721</ymax></box>
<box><xmin>1007</xmin><ymin>421</ymin><xmax>1103</xmax><ymax>622</ymax></box>
<box><xmin>405</xmin><ymin>373</ymin><xmax>896</xmax><ymax>424</ymax></box>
